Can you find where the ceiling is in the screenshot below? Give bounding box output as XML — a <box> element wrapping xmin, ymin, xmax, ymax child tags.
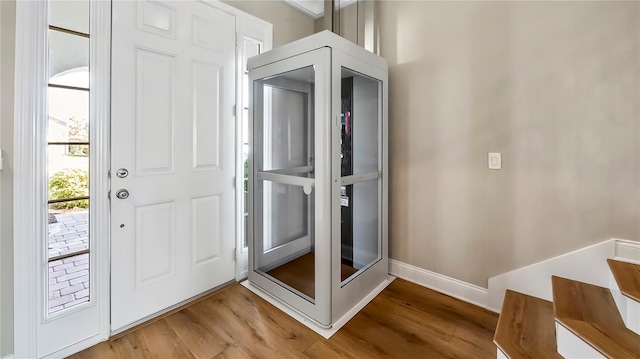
<box><xmin>284</xmin><ymin>0</ymin><xmax>357</xmax><ymax>19</ymax></box>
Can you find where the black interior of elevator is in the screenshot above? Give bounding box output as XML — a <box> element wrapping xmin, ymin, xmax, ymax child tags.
<box><xmin>341</xmin><ymin>77</ymin><xmax>354</xmax><ymax>268</ymax></box>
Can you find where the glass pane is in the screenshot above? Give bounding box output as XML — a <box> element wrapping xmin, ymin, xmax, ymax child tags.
<box><xmin>49</xmin><ymin>29</ymin><xmax>89</xmax><ymax>83</ymax></box>
<box><xmin>244</xmin><ymin>39</ymin><xmax>260</xmax><ymax>65</ymax></box>
<box><xmin>242</xmin><ymin>38</ymin><xmax>261</xmax><ymax>104</ymax></box>
<box><xmin>48</xmin><ymin>87</ymin><xmax>89</xmax><ymax>142</ymax></box>
<box><xmin>340</xmin><ymin>68</ymin><xmax>379</xmax><ymax>176</ymax></box>
<box><xmin>254</xmin><ymin>66</ymin><xmax>314</xmax><ymax>174</ymax></box>
<box><xmin>50</xmin><ymin>66</ymin><xmax>89</xmax><ymax>88</ymax></box>
<box><xmin>341</xmin><ymin>179</ymin><xmax>379</xmax><ymax>283</ymax></box>
<box><xmin>48</xmin><ymin>252</ymin><xmax>90</xmax><ymax>315</ymax></box>
<box><xmin>257</xmin><ymin>180</ymin><xmax>310</xmax><ymax>251</ymax></box>
<box><xmin>48</xmin><ymin>145</ymin><xmax>89</xmax><ymax>200</ymax></box>
<box><xmin>49</xmin><ymin>0</ymin><xmax>90</xmax><ymax>35</ymax></box>
<box><xmin>254</xmin><ymin>179</ymin><xmax>315</xmax><ymax>301</ymax></box>
<box><xmin>243</xmin><ymin>213</ymin><xmax>249</xmax><ymax>248</ymax></box>
<box><xmin>48</xmin><ymin>202</ymin><xmax>89</xmax><ymax>260</ymax></box>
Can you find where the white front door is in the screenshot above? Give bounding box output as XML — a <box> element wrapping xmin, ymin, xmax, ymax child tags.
<box><xmin>110</xmin><ymin>0</ymin><xmax>237</xmax><ymax>331</ymax></box>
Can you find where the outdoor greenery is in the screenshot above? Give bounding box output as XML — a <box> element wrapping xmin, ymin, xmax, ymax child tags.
<box><xmin>49</xmin><ymin>168</ymin><xmax>89</xmax><ymax>210</ymax></box>
<box><xmin>68</xmin><ymin>116</ymin><xmax>89</xmax><ymax>156</ymax></box>
<box><xmin>244</xmin><ymin>159</ymin><xmax>249</xmax><ymax>192</ymax></box>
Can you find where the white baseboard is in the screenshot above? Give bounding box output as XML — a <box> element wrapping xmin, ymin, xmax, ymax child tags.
<box><xmin>388</xmin><ymin>238</ymin><xmax>638</xmax><ymax>317</ymax></box>
<box><xmin>615</xmin><ymin>239</ymin><xmax>640</xmax><ymax>264</ymax></box>
<box><xmin>1</xmin><ymin>354</ymin><xmax>14</xmax><ymax>359</ymax></box>
<box><xmin>388</xmin><ymin>259</ymin><xmax>491</xmax><ymax>311</ymax></box>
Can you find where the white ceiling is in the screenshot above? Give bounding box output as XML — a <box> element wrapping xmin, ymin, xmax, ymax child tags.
<box><xmin>284</xmin><ymin>0</ymin><xmax>357</xmax><ymax>19</ymax></box>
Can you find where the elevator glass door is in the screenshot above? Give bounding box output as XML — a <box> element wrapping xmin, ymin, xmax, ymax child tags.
<box><xmin>331</xmin><ymin>49</ymin><xmax>388</xmax><ymax>322</ymax></box>
<box><xmin>249</xmin><ymin>48</ymin><xmax>332</xmax><ymax>325</ymax></box>
<box><xmin>254</xmin><ymin>65</ymin><xmax>315</xmax><ymax>301</ymax></box>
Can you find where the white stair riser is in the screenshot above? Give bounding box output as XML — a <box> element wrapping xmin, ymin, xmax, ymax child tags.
<box><xmin>625</xmin><ymin>296</ymin><xmax>640</xmax><ymax>335</ymax></box>
<box><xmin>609</xmin><ymin>273</ymin><xmax>640</xmax><ymax>335</ymax></box>
<box><xmin>556</xmin><ymin>322</ymin><xmax>605</xmax><ymax>359</ymax></box>
<box><xmin>497</xmin><ymin>348</ymin><xmax>508</xmax><ymax>359</ymax></box>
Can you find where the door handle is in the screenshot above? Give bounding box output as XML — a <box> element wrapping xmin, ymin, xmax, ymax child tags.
<box><xmin>115</xmin><ymin>189</ymin><xmax>130</xmax><ymax>199</ymax></box>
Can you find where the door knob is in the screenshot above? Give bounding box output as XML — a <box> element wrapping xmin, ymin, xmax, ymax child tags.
<box><xmin>115</xmin><ymin>189</ymin><xmax>130</xmax><ymax>199</ymax></box>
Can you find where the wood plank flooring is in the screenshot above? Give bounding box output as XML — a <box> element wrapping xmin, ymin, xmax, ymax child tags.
<box><xmin>265</xmin><ymin>253</ymin><xmax>360</xmax><ymax>299</ymax></box>
<box><xmin>70</xmin><ymin>278</ymin><xmax>498</xmax><ymax>358</ymax></box>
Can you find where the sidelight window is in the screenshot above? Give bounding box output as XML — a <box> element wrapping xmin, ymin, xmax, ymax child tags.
<box><xmin>46</xmin><ymin>0</ymin><xmax>91</xmax><ymax>315</ymax></box>
<box><xmin>242</xmin><ymin>38</ymin><xmax>263</xmax><ymax>249</ymax></box>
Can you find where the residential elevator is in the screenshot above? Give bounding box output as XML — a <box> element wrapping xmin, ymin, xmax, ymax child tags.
<box><xmin>247</xmin><ymin>31</ymin><xmax>389</xmax><ymax>328</ymax></box>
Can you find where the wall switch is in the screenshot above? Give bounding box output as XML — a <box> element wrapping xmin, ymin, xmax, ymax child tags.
<box><xmin>488</xmin><ymin>153</ymin><xmax>501</xmax><ymax>170</ymax></box>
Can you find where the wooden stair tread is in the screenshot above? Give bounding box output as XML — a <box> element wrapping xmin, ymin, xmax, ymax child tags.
<box><xmin>552</xmin><ymin>276</ymin><xmax>640</xmax><ymax>359</ymax></box>
<box><xmin>493</xmin><ymin>290</ymin><xmax>562</xmax><ymax>359</ymax></box>
<box><xmin>607</xmin><ymin>259</ymin><xmax>640</xmax><ymax>302</ymax></box>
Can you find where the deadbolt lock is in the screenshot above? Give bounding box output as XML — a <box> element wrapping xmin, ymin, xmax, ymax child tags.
<box><xmin>116</xmin><ymin>168</ymin><xmax>129</xmax><ymax>178</ymax></box>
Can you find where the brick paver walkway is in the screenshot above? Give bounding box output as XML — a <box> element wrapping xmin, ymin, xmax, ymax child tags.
<box><xmin>48</xmin><ymin>211</ymin><xmax>90</xmax><ymax>314</ymax></box>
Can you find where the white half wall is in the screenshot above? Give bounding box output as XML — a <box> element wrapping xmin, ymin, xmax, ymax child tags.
<box><xmin>391</xmin><ymin>239</ymin><xmax>640</xmax><ymax>315</ymax></box>
<box><xmin>487</xmin><ymin>238</ymin><xmax>640</xmax><ymax>312</ymax></box>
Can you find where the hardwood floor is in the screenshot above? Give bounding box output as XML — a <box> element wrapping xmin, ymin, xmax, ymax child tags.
<box><xmin>70</xmin><ymin>278</ymin><xmax>498</xmax><ymax>358</ymax></box>
<box><xmin>265</xmin><ymin>253</ymin><xmax>360</xmax><ymax>298</ymax></box>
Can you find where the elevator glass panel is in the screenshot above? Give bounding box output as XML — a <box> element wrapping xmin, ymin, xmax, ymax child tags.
<box><xmin>339</xmin><ymin>68</ymin><xmax>381</xmax><ymax>284</ymax></box>
<box><xmin>253</xmin><ymin>66</ymin><xmax>316</xmax><ymax>302</ymax></box>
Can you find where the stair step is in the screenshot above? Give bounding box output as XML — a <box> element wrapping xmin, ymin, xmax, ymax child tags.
<box><xmin>551</xmin><ymin>276</ymin><xmax>640</xmax><ymax>358</ymax></box>
<box><xmin>493</xmin><ymin>290</ymin><xmax>562</xmax><ymax>359</ymax></box>
<box><xmin>608</xmin><ymin>259</ymin><xmax>640</xmax><ymax>302</ymax></box>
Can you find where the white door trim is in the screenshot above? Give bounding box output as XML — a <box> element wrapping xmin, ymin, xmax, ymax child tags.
<box><xmin>88</xmin><ymin>0</ymin><xmax>112</xmax><ymax>347</ymax></box>
<box><xmin>14</xmin><ymin>0</ymin><xmax>270</xmax><ymax>355</ymax></box>
<box><xmin>13</xmin><ymin>1</ymin><xmax>46</xmax><ymax>356</ymax></box>
<box><xmin>13</xmin><ymin>0</ymin><xmax>111</xmax><ymax>357</ymax></box>
<box><xmin>229</xmin><ymin>3</ymin><xmax>273</xmax><ymax>281</ymax></box>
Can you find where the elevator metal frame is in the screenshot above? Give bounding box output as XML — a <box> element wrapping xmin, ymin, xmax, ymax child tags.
<box><xmin>248</xmin><ymin>31</ymin><xmax>388</xmax><ymax>328</ymax></box>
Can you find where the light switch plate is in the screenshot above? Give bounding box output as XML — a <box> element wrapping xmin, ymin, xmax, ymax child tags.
<box><xmin>488</xmin><ymin>153</ymin><xmax>501</xmax><ymax>170</ymax></box>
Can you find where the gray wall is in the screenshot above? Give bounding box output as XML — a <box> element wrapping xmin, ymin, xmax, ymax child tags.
<box><xmin>0</xmin><ymin>0</ymin><xmax>16</xmax><ymax>357</ymax></box>
<box><xmin>222</xmin><ymin>0</ymin><xmax>315</xmax><ymax>47</ymax></box>
<box><xmin>379</xmin><ymin>1</ymin><xmax>640</xmax><ymax>287</ymax></box>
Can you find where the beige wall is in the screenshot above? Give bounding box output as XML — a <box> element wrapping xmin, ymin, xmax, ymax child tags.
<box><xmin>379</xmin><ymin>1</ymin><xmax>640</xmax><ymax>287</ymax></box>
<box><xmin>0</xmin><ymin>0</ymin><xmax>16</xmax><ymax>356</ymax></box>
<box><xmin>314</xmin><ymin>4</ymin><xmax>359</xmax><ymax>43</ymax></box>
<box><xmin>222</xmin><ymin>0</ymin><xmax>315</xmax><ymax>47</ymax></box>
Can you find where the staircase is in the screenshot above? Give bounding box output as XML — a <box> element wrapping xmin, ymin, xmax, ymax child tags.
<box><xmin>494</xmin><ymin>258</ymin><xmax>640</xmax><ymax>358</ymax></box>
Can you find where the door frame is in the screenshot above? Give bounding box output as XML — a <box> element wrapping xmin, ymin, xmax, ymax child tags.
<box><xmin>13</xmin><ymin>0</ymin><xmax>111</xmax><ymax>357</ymax></box>
<box><xmin>232</xmin><ymin>10</ymin><xmax>273</xmax><ymax>281</ymax></box>
<box><xmin>13</xmin><ymin>0</ymin><xmax>272</xmax><ymax>357</ymax></box>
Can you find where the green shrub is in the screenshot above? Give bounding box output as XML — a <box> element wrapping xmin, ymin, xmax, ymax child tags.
<box><xmin>49</xmin><ymin>168</ymin><xmax>89</xmax><ymax>210</ymax></box>
<box><xmin>244</xmin><ymin>159</ymin><xmax>248</xmax><ymax>192</ymax></box>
